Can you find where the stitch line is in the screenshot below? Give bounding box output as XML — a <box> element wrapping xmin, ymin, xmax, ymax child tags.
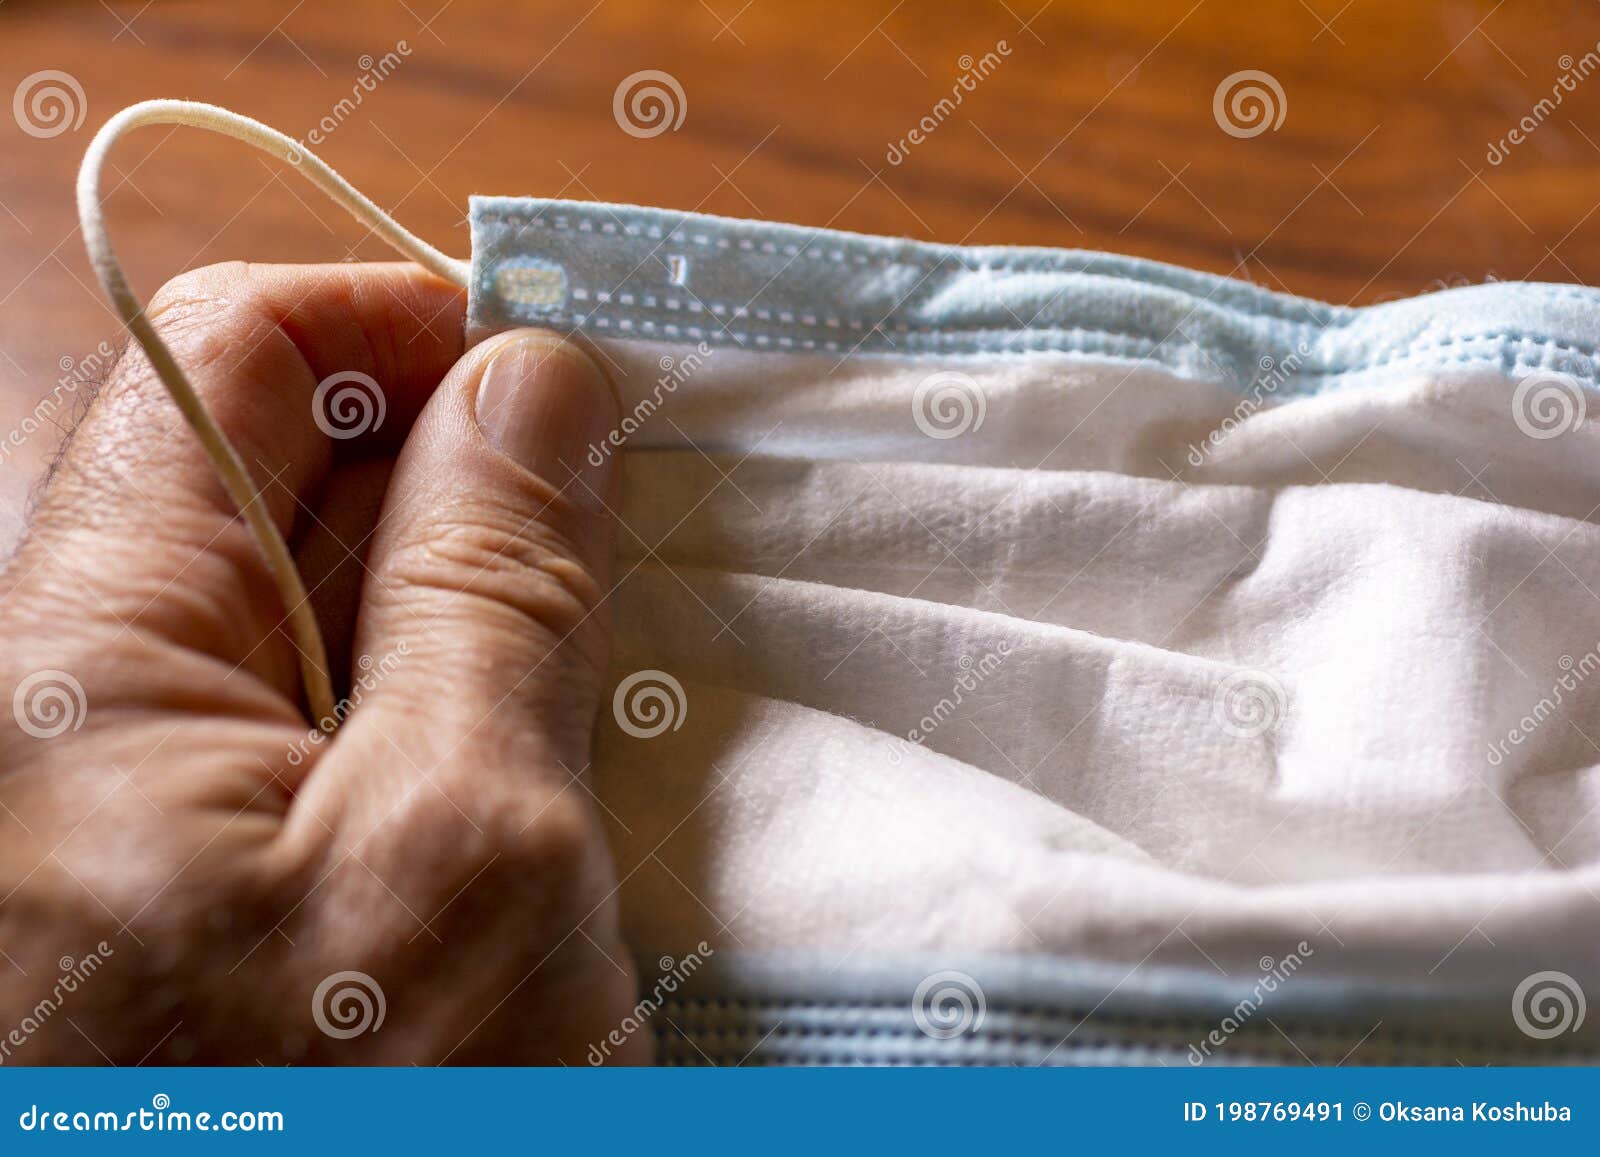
<box><xmin>651</xmin><ymin>1031</ymin><xmax>1483</xmax><ymax>1062</ymax></box>
<box><xmin>471</xmin><ymin>202</ymin><xmax>1600</xmax><ymax>393</ymax></box>
<box><xmin>659</xmin><ymin>996</ymin><xmax>1567</xmax><ymax>1046</ymax></box>
<box><xmin>474</xmin><ymin>208</ymin><xmax>1356</xmax><ymax>327</ymax></box>
<box><xmin>477</xmin><ymin>295</ymin><xmax>1600</xmax><ymax>386</ymax></box>
<box><xmin>501</xmin><ymin>294</ymin><xmax>1600</xmax><ymax>364</ymax></box>
<box><xmin>472</xmin><ymin>200</ymin><xmax>1600</xmax><ymax>341</ymax></box>
<box><xmin>475</xmin><ymin>248</ymin><xmax>1600</xmax><ymax>374</ymax></box>
<box><xmin>653</xmin><ymin>998</ymin><xmax>1595</xmax><ymax>1062</ymax></box>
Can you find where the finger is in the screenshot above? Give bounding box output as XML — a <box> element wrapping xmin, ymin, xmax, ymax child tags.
<box><xmin>40</xmin><ymin>261</ymin><xmax>462</xmax><ymax>539</ymax></box>
<box><xmin>284</xmin><ymin>330</ymin><xmax>633</xmax><ymax>1065</ymax></box>
<box><xmin>334</xmin><ymin>329</ymin><xmax>622</xmax><ymax>782</ymax></box>
<box><xmin>6</xmin><ymin>262</ymin><xmax>463</xmax><ymax>702</ymax></box>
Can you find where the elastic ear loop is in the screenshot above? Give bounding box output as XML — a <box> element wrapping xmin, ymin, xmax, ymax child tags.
<box><xmin>77</xmin><ymin>100</ymin><xmax>471</xmax><ymax>726</ymax></box>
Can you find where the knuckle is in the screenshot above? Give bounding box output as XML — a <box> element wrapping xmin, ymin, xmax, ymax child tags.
<box><xmin>145</xmin><ymin>261</ymin><xmax>257</xmax><ymax>326</ymax></box>
<box><xmin>24</xmin><ymin>264</ymin><xmax>273</xmax><ymax>530</ymax></box>
<box><xmin>381</xmin><ymin>509</ymin><xmax>605</xmax><ymax>640</ymax></box>
<box><xmin>380</xmin><ymin>780</ymin><xmax>601</xmax><ymax>919</ymax></box>
<box><xmin>450</xmin><ymin>794</ymin><xmax>603</xmax><ymax>933</ymax></box>
<box><xmin>136</xmin><ymin>263</ymin><xmax>278</xmax><ymax>387</ymax></box>
<box><xmin>495</xmin><ymin>792</ymin><xmax>598</xmax><ymax>875</ymax></box>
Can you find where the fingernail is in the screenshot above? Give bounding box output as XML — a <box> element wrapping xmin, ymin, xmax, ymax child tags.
<box><xmin>475</xmin><ymin>333</ymin><xmax>618</xmax><ymax>511</ymax></box>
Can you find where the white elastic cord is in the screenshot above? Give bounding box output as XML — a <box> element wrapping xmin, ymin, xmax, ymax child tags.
<box><xmin>76</xmin><ymin>100</ymin><xmax>471</xmax><ymax>726</ymax></box>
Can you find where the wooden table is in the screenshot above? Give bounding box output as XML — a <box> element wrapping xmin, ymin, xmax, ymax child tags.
<box><xmin>3</xmin><ymin>0</ymin><xmax>1598</xmax><ymax>538</ymax></box>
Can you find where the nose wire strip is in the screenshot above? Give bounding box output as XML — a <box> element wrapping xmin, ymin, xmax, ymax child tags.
<box><xmin>76</xmin><ymin>100</ymin><xmax>472</xmax><ymax>726</ymax></box>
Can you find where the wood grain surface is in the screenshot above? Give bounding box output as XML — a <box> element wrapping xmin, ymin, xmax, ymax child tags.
<box><xmin>3</xmin><ymin>0</ymin><xmax>1599</xmax><ymax>534</ymax></box>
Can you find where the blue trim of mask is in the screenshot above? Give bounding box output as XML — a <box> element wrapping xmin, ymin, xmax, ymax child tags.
<box><xmin>642</xmin><ymin>951</ymin><xmax>1599</xmax><ymax>1067</ymax></box>
<box><xmin>468</xmin><ymin>196</ymin><xmax>1600</xmax><ymax>396</ymax></box>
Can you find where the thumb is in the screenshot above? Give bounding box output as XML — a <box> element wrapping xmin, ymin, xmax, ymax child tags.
<box><xmin>290</xmin><ymin>331</ymin><xmax>640</xmax><ymax>1064</ymax></box>
<box><xmin>346</xmin><ymin>328</ymin><xmax>623</xmax><ymax>773</ymax></box>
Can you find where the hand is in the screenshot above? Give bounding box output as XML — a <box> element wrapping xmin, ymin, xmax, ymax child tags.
<box><xmin>0</xmin><ymin>262</ymin><xmax>646</xmax><ymax>1064</ymax></box>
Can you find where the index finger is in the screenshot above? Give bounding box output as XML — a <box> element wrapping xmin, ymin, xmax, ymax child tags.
<box><xmin>7</xmin><ymin>261</ymin><xmax>465</xmax><ymax>706</ymax></box>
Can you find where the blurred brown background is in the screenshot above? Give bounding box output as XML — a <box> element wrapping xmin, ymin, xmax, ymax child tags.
<box><xmin>3</xmin><ymin>0</ymin><xmax>1600</xmax><ymax>537</ymax></box>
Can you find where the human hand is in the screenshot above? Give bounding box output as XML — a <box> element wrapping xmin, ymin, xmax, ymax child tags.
<box><xmin>0</xmin><ymin>262</ymin><xmax>645</xmax><ymax>1064</ymax></box>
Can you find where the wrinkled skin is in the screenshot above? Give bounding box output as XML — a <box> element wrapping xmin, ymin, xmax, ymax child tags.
<box><xmin>0</xmin><ymin>263</ymin><xmax>646</xmax><ymax>1064</ymax></box>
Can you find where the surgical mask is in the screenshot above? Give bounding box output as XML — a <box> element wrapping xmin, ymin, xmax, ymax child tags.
<box><xmin>82</xmin><ymin>102</ymin><xmax>1600</xmax><ymax>1066</ymax></box>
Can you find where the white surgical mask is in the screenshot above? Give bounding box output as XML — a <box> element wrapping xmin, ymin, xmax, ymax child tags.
<box><xmin>82</xmin><ymin>103</ymin><xmax>1600</xmax><ymax>1066</ymax></box>
<box><xmin>471</xmin><ymin>194</ymin><xmax>1600</xmax><ymax>1065</ymax></box>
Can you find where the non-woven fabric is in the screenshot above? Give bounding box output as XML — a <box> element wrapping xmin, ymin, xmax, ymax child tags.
<box><xmin>468</xmin><ymin>198</ymin><xmax>1600</xmax><ymax>999</ymax></box>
